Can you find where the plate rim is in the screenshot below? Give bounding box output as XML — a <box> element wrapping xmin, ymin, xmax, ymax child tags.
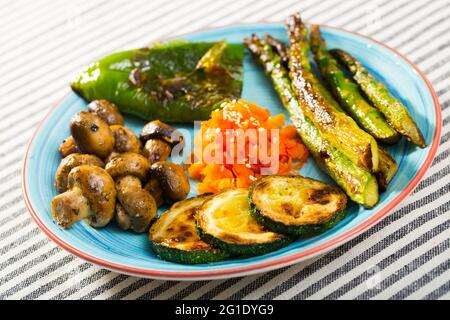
<box><xmin>21</xmin><ymin>23</ymin><xmax>442</xmax><ymax>280</ymax></box>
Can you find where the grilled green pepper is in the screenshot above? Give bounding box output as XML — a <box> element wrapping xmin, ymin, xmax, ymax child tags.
<box><xmin>244</xmin><ymin>34</ymin><xmax>379</xmax><ymax>208</ymax></box>
<box><xmin>71</xmin><ymin>41</ymin><xmax>245</xmax><ymax>122</ymax></box>
<box><xmin>376</xmin><ymin>147</ymin><xmax>398</xmax><ymax>191</ymax></box>
<box><xmin>286</xmin><ymin>14</ymin><xmax>379</xmax><ymax>173</ymax></box>
<box><xmin>310</xmin><ymin>26</ymin><xmax>400</xmax><ymax>144</ymax></box>
<box><xmin>331</xmin><ymin>49</ymin><xmax>426</xmax><ymax>148</ymax></box>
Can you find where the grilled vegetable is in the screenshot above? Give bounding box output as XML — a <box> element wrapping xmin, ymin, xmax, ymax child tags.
<box><xmin>149</xmin><ymin>195</ymin><xmax>230</xmax><ymax>264</ymax></box>
<box><xmin>244</xmin><ymin>34</ymin><xmax>379</xmax><ymax>207</ymax></box>
<box><xmin>286</xmin><ymin>14</ymin><xmax>379</xmax><ymax>172</ymax></box>
<box><xmin>376</xmin><ymin>147</ymin><xmax>398</xmax><ymax>191</ymax></box>
<box><xmin>264</xmin><ymin>34</ymin><xmax>289</xmax><ymax>68</ymax></box>
<box><xmin>331</xmin><ymin>49</ymin><xmax>426</xmax><ymax>148</ymax></box>
<box><xmin>196</xmin><ymin>188</ymin><xmax>293</xmax><ymax>256</ymax></box>
<box><xmin>249</xmin><ymin>176</ymin><xmax>347</xmax><ymax>235</ymax></box>
<box><xmin>71</xmin><ymin>41</ymin><xmax>245</xmax><ymax>122</ymax></box>
<box><xmin>310</xmin><ymin>26</ymin><xmax>400</xmax><ymax>144</ymax></box>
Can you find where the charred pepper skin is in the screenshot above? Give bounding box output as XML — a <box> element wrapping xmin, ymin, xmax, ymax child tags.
<box><xmin>71</xmin><ymin>41</ymin><xmax>244</xmax><ymax>123</ymax></box>
<box><xmin>244</xmin><ymin>34</ymin><xmax>379</xmax><ymax>208</ymax></box>
<box><xmin>310</xmin><ymin>25</ymin><xmax>400</xmax><ymax>144</ymax></box>
<box><xmin>285</xmin><ymin>14</ymin><xmax>379</xmax><ymax>173</ymax></box>
<box><xmin>331</xmin><ymin>48</ymin><xmax>426</xmax><ymax>148</ymax></box>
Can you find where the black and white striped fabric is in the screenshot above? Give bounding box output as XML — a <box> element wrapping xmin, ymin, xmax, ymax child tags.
<box><xmin>1</xmin><ymin>0</ymin><xmax>449</xmax><ymax>300</ymax></box>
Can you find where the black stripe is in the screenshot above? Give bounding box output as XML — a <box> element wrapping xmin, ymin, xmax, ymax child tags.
<box><xmin>0</xmin><ymin>194</ymin><xmax>23</xmax><ymax>213</ymax></box>
<box><xmin>136</xmin><ymin>281</ymin><xmax>179</xmax><ymax>300</ymax></box>
<box><xmin>432</xmin><ymin>147</ymin><xmax>450</xmax><ymax>167</ymax></box>
<box><xmin>199</xmin><ymin>278</ymin><xmax>244</xmax><ymax>300</ymax></box>
<box><xmin>50</xmin><ymin>269</ymin><xmax>111</xmax><ymax>300</ymax></box>
<box><xmin>325</xmin><ymin>214</ymin><xmax>450</xmax><ymax>300</ymax></box>
<box><xmin>422</xmin><ymin>279</ymin><xmax>450</xmax><ymax>300</ymax></box>
<box><xmin>288</xmin><ymin>199</ymin><xmax>450</xmax><ymax>300</ymax></box>
<box><xmin>389</xmin><ymin>258</ymin><xmax>450</xmax><ymax>300</ymax></box>
<box><xmin>381</xmin><ymin>2</ymin><xmax>449</xmax><ymax>43</ymax></box>
<box><xmin>356</xmin><ymin>237</ymin><xmax>450</xmax><ymax>300</ymax></box>
<box><xmin>0</xmin><ymin>0</ymin><xmax>111</xmax><ymax>57</ymax></box>
<box><xmin>0</xmin><ymin>207</ymin><xmax>26</xmax><ymax>228</ymax></box>
<box><xmin>0</xmin><ymin>254</ymin><xmax>75</xmax><ymax>299</ymax></box>
<box><xmin>0</xmin><ymin>183</ymin><xmax>21</xmax><ymax>201</ymax></box>
<box><xmin>0</xmin><ymin>246</ymin><xmax>61</xmax><ymax>286</ymax></box>
<box><xmin>333</xmin><ymin>0</ymin><xmax>392</xmax><ymax>28</ymax></box>
<box><xmin>413</xmin><ymin>164</ymin><xmax>450</xmax><ymax>194</ymax></box>
<box><xmin>351</xmin><ymin>0</ymin><xmax>423</xmax><ymax>33</ymax></box>
<box><xmin>255</xmin><ymin>183</ymin><xmax>450</xmax><ymax>300</ymax></box>
<box><xmin>168</xmin><ymin>281</ymin><xmax>209</xmax><ymax>300</ymax></box>
<box><xmin>79</xmin><ymin>274</ymin><xmax>128</xmax><ymax>300</ymax></box>
<box><xmin>0</xmin><ymin>227</ymin><xmax>40</xmax><ymax>255</ymax></box>
<box><xmin>21</xmin><ymin>263</ymin><xmax>92</xmax><ymax>300</ymax></box>
<box><xmin>412</xmin><ymin>36</ymin><xmax>450</xmax><ymax>64</ymax></box>
<box><xmin>440</xmin><ymin>131</ymin><xmax>450</xmax><ymax>145</ymax></box>
<box><xmin>0</xmin><ymin>218</ymin><xmax>34</xmax><ymax>242</ymax></box>
<box><xmin>0</xmin><ymin>238</ymin><xmax>49</xmax><ymax>271</ymax></box>
<box><xmin>105</xmin><ymin>279</ymin><xmax>152</xmax><ymax>300</ymax></box>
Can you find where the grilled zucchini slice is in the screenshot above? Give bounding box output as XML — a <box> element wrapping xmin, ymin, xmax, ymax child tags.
<box><xmin>149</xmin><ymin>195</ymin><xmax>231</xmax><ymax>264</ymax></box>
<box><xmin>249</xmin><ymin>176</ymin><xmax>347</xmax><ymax>236</ymax></box>
<box><xmin>196</xmin><ymin>188</ymin><xmax>293</xmax><ymax>256</ymax></box>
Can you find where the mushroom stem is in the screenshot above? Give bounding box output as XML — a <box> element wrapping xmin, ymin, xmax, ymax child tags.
<box><xmin>51</xmin><ymin>187</ymin><xmax>90</xmax><ymax>228</ymax></box>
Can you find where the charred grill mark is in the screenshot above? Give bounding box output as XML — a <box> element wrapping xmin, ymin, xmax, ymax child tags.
<box><xmin>309</xmin><ymin>189</ymin><xmax>332</xmax><ymax>205</ymax></box>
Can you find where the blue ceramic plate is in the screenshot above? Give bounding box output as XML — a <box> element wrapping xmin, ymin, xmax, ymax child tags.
<box><xmin>23</xmin><ymin>24</ymin><xmax>441</xmax><ymax>280</ymax></box>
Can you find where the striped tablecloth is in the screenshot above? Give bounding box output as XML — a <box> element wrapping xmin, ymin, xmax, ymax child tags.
<box><xmin>1</xmin><ymin>0</ymin><xmax>449</xmax><ymax>300</ymax></box>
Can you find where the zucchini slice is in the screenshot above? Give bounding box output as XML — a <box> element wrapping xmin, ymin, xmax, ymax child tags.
<box><xmin>196</xmin><ymin>188</ymin><xmax>293</xmax><ymax>256</ymax></box>
<box><xmin>249</xmin><ymin>176</ymin><xmax>347</xmax><ymax>236</ymax></box>
<box><xmin>149</xmin><ymin>195</ymin><xmax>230</xmax><ymax>264</ymax></box>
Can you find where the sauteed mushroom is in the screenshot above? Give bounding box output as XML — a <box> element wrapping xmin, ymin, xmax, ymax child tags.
<box><xmin>87</xmin><ymin>99</ymin><xmax>124</xmax><ymax>126</ymax></box>
<box><xmin>149</xmin><ymin>161</ymin><xmax>190</xmax><ymax>202</ymax></box>
<box><xmin>54</xmin><ymin>153</ymin><xmax>104</xmax><ymax>193</ymax></box>
<box><xmin>106</xmin><ymin>152</ymin><xmax>156</xmax><ymax>233</ymax></box>
<box><xmin>139</xmin><ymin>120</ymin><xmax>183</xmax><ymax>164</ymax></box>
<box><xmin>51</xmin><ymin>165</ymin><xmax>116</xmax><ymax>228</ymax></box>
<box><xmin>70</xmin><ymin>111</ymin><xmax>115</xmax><ymax>159</ymax></box>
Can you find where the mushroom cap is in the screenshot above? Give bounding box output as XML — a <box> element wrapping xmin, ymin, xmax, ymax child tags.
<box><xmin>87</xmin><ymin>99</ymin><xmax>124</xmax><ymax>126</ymax></box>
<box><xmin>114</xmin><ymin>175</ymin><xmax>157</xmax><ymax>233</ymax></box>
<box><xmin>67</xmin><ymin>165</ymin><xmax>116</xmax><ymax>227</ymax></box>
<box><xmin>55</xmin><ymin>153</ymin><xmax>104</xmax><ymax>193</ymax></box>
<box><xmin>105</xmin><ymin>152</ymin><xmax>150</xmax><ymax>181</ymax></box>
<box><xmin>142</xmin><ymin>139</ymin><xmax>172</xmax><ymax>164</ymax></box>
<box><xmin>58</xmin><ymin>136</ymin><xmax>79</xmax><ymax>158</ymax></box>
<box><xmin>70</xmin><ymin>111</ymin><xmax>115</xmax><ymax>159</ymax></box>
<box><xmin>110</xmin><ymin>125</ymin><xmax>141</xmax><ymax>154</ymax></box>
<box><xmin>139</xmin><ymin>120</ymin><xmax>183</xmax><ymax>146</ymax></box>
<box><xmin>117</xmin><ymin>188</ymin><xmax>157</xmax><ymax>233</ymax></box>
<box><xmin>149</xmin><ymin>161</ymin><xmax>190</xmax><ymax>202</ymax></box>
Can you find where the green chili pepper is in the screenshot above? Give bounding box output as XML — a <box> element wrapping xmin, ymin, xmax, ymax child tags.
<box><xmin>71</xmin><ymin>41</ymin><xmax>245</xmax><ymax>122</ymax></box>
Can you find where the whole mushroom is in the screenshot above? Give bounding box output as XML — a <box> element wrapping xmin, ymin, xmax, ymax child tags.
<box><xmin>149</xmin><ymin>161</ymin><xmax>190</xmax><ymax>202</ymax></box>
<box><xmin>106</xmin><ymin>152</ymin><xmax>157</xmax><ymax>233</ymax></box>
<box><xmin>55</xmin><ymin>153</ymin><xmax>104</xmax><ymax>193</ymax></box>
<box><xmin>70</xmin><ymin>111</ymin><xmax>115</xmax><ymax>159</ymax></box>
<box><xmin>87</xmin><ymin>99</ymin><xmax>124</xmax><ymax>126</ymax></box>
<box><xmin>139</xmin><ymin>120</ymin><xmax>183</xmax><ymax>164</ymax></box>
<box><xmin>106</xmin><ymin>125</ymin><xmax>142</xmax><ymax>162</ymax></box>
<box><xmin>51</xmin><ymin>165</ymin><xmax>116</xmax><ymax>228</ymax></box>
